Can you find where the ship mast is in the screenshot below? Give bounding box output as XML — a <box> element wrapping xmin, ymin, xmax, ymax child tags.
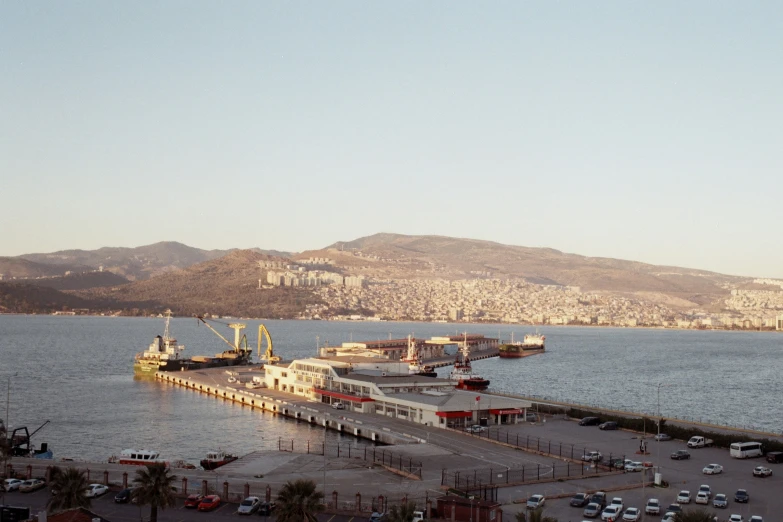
<box><xmin>163</xmin><ymin>309</ymin><xmax>173</xmax><ymax>341</ymax></box>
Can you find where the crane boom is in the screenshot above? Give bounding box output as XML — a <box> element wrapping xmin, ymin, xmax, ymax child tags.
<box><xmin>258</xmin><ymin>324</ymin><xmax>280</xmax><ymax>363</ymax></box>
<box><xmin>197</xmin><ymin>316</ymin><xmax>242</xmax><ymax>352</ymax></box>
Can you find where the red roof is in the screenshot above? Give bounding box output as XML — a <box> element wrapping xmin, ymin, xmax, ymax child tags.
<box><xmin>315</xmin><ymin>388</ymin><xmax>375</xmax><ymax>402</ymax></box>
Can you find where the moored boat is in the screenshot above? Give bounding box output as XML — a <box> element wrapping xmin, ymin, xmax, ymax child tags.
<box><xmin>109</xmin><ymin>449</ymin><xmax>168</xmax><ymax>466</ymax></box>
<box><xmin>498</xmin><ymin>332</ymin><xmax>546</xmax><ymax>358</ymax></box>
<box><xmin>402</xmin><ymin>335</ymin><xmax>438</xmax><ymax>378</ymax></box>
<box><xmin>200</xmin><ymin>450</ymin><xmax>238</xmax><ymax>470</ymax></box>
<box><xmin>134</xmin><ymin>310</ymin><xmax>187</xmax><ymax>374</ymax></box>
<box><xmin>449</xmin><ymin>334</ymin><xmax>490</xmax><ymax>391</ymax></box>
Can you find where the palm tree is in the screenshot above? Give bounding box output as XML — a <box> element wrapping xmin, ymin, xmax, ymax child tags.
<box><xmin>387</xmin><ymin>501</ymin><xmax>419</xmax><ymax>522</ymax></box>
<box><xmin>132</xmin><ymin>464</ymin><xmax>178</xmax><ymax>522</ymax></box>
<box><xmin>275</xmin><ymin>479</ymin><xmax>325</xmax><ymax>522</ymax></box>
<box><xmin>675</xmin><ymin>509</ymin><xmax>717</xmax><ymax>522</ymax></box>
<box><xmin>47</xmin><ymin>466</ymin><xmax>91</xmax><ymax>513</ymax></box>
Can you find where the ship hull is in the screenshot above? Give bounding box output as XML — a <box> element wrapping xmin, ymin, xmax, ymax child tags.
<box><xmin>498</xmin><ymin>344</ymin><xmax>545</xmax><ymax>358</ymax></box>
<box><xmin>456</xmin><ymin>378</ymin><xmax>490</xmax><ymax>391</ymax></box>
<box><xmin>200</xmin><ymin>456</ymin><xmax>238</xmax><ymax>470</ymax></box>
<box><xmin>134</xmin><ymin>357</ymin><xmax>249</xmax><ymax>375</ymax></box>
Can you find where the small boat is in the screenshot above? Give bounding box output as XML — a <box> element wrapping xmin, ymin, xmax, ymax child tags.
<box><xmin>109</xmin><ymin>449</ymin><xmax>168</xmax><ymax>466</ymax></box>
<box><xmin>200</xmin><ymin>450</ymin><xmax>238</xmax><ymax>471</ymax></box>
<box><xmin>449</xmin><ymin>333</ymin><xmax>490</xmax><ymax>391</ymax></box>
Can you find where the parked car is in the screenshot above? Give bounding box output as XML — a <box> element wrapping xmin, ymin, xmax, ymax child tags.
<box><xmin>599</xmin><ymin>421</ymin><xmax>618</xmax><ymax>430</ymax></box>
<box><xmin>114</xmin><ymin>487</ymin><xmax>136</xmax><ymax>504</ymax></box>
<box><xmin>86</xmin><ymin>484</ymin><xmax>109</xmax><ymax>498</ymax></box>
<box><xmin>609</xmin><ymin>498</ymin><xmax>624</xmax><ymax>512</ymax></box>
<box><xmin>622</xmin><ymin>507</ymin><xmax>640</xmax><ymax>521</ymax></box>
<box><xmin>583</xmin><ymin>451</ymin><xmax>603</xmax><ymax>462</ymax></box>
<box><xmin>676</xmin><ymin>491</ymin><xmax>691</xmax><ymax>504</ymax></box>
<box><xmin>766</xmin><ymin>451</ymin><xmax>783</xmax><ymax>464</ymax></box>
<box><xmin>734</xmin><ymin>489</ymin><xmax>749</xmax><ymax>503</ymax></box>
<box><xmin>370</xmin><ymin>513</ymin><xmax>385</xmax><ymax>522</ymax></box>
<box><xmin>662</xmin><ymin>513</ymin><xmax>677</xmax><ymax>522</ymax></box>
<box><xmin>665</xmin><ymin>503</ymin><xmax>682</xmax><ymax>513</ymax></box>
<box><xmin>729</xmin><ymin>515</ymin><xmax>744</xmax><ymax>522</ymax></box>
<box><xmin>670</xmin><ymin>450</ymin><xmax>691</xmax><ymax>460</ymax></box>
<box><xmin>644</xmin><ymin>498</ymin><xmax>660</xmax><ymax>515</ymax></box>
<box><xmin>526</xmin><ymin>494</ymin><xmax>545</xmax><ymax>509</ymax></box>
<box><xmin>584</xmin><ymin>503</ymin><xmax>602</xmax><ymax>518</ymax></box>
<box><xmin>624</xmin><ymin>461</ymin><xmax>644</xmax><ymax>472</ymax></box>
<box><xmin>698</xmin><ymin>484</ymin><xmax>712</xmax><ymax>498</ymax></box>
<box><xmin>695</xmin><ymin>492</ymin><xmax>709</xmax><ymax>504</ymax></box>
<box><xmin>753</xmin><ymin>466</ymin><xmax>772</xmax><ymax>477</ymax></box>
<box><xmin>590</xmin><ymin>492</ymin><xmax>607</xmax><ymax>508</ymax></box>
<box><xmin>258</xmin><ymin>501</ymin><xmax>277</xmax><ymax>516</ymax></box>
<box><xmin>749</xmin><ymin>516</ymin><xmax>763</xmax><ymax>522</ymax></box>
<box><xmin>19</xmin><ymin>479</ymin><xmax>46</xmax><ymax>493</ymax></box>
<box><xmin>197</xmin><ymin>495</ymin><xmax>221</xmax><ymax>512</ymax></box>
<box><xmin>654</xmin><ymin>433</ymin><xmax>672</xmax><ymax>441</ymax></box>
<box><xmin>465</xmin><ymin>424</ymin><xmax>486</xmax><ymax>433</ymax></box>
<box><xmin>713</xmin><ymin>493</ymin><xmax>728</xmax><ymax>508</ymax></box>
<box><xmin>3</xmin><ymin>479</ymin><xmax>23</xmax><ymax>492</ymax></box>
<box><xmin>579</xmin><ymin>416</ymin><xmax>601</xmax><ymax>426</ymax></box>
<box><xmin>601</xmin><ymin>505</ymin><xmax>622</xmax><ymax>522</ymax></box>
<box><xmin>332</xmin><ymin>402</ymin><xmax>345</xmax><ymax>409</ymax></box>
<box><xmin>703</xmin><ymin>463</ymin><xmax>724</xmax><ymax>475</ymax></box>
<box><xmin>237</xmin><ymin>496</ymin><xmax>261</xmax><ymax>515</ymax></box>
<box><xmin>570</xmin><ymin>493</ymin><xmax>591</xmax><ymax>507</ymax></box>
<box><xmin>607</xmin><ymin>457</ymin><xmax>626</xmax><ymax>469</ymax></box>
<box><xmin>184</xmin><ymin>493</ymin><xmax>204</xmax><ymax>508</ymax></box>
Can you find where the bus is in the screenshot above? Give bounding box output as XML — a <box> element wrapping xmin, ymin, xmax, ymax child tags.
<box><xmin>730</xmin><ymin>442</ymin><xmax>764</xmax><ymax>458</ymax></box>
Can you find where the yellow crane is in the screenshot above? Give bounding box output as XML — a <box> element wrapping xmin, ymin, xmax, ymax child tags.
<box><xmin>196</xmin><ymin>316</ymin><xmax>252</xmax><ymax>359</ymax></box>
<box><xmin>258</xmin><ymin>324</ymin><xmax>280</xmax><ymax>363</ymax></box>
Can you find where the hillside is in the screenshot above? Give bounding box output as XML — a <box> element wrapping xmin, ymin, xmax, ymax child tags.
<box><xmin>78</xmin><ymin>250</ymin><xmax>321</xmax><ymax>318</ymax></box>
<box><xmin>324</xmin><ymin>233</ymin><xmax>743</xmax><ymax>306</ymax></box>
<box><xmin>0</xmin><ymin>282</ymin><xmax>109</xmax><ymax>314</ymax></box>
<box><xmin>18</xmin><ymin>241</ymin><xmax>290</xmax><ymax>281</ymax></box>
<box><xmin>0</xmin><ymin>257</ymin><xmax>91</xmax><ymax>279</ymax></box>
<box><xmin>21</xmin><ymin>271</ymin><xmax>130</xmax><ymax>291</ymax></box>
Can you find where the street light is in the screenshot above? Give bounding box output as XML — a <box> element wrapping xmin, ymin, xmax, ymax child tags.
<box><xmin>656</xmin><ymin>383</ymin><xmax>670</xmax><ymax>484</ymax></box>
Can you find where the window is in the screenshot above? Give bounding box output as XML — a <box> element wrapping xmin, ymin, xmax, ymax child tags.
<box><xmin>730</xmin><ymin>442</ymin><xmax>763</xmax><ymax>458</ymax></box>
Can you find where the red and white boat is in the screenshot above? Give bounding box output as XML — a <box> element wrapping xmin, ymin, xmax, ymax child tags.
<box><xmin>402</xmin><ymin>335</ymin><xmax>437</xmax><ymax>378</ymax></box>
<box><xmin>109</xmin><ymin>449</ymin><xmax>168</xmax><ymax>466</ymax></box>
<box><xmin>449</xmin><ymin>334</ymin><xmax>490</xmax><ymax>391</ymax></box>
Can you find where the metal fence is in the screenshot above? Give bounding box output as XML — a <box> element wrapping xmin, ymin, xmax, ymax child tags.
<box><xmin>442</xmin><ymin>456</ymin><xmax>627</xmax><ymax>493</ymax></box>
<box><xmin>277</xmin><ymin>438</ymin><xmax>423</xmax><ymax>479</ymax></box>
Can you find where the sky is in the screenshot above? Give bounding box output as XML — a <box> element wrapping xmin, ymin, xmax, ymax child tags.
<box><xmin>1</xmin><ymin>2</ymin><xmax>782</xmax><ymax>278</ymax></box>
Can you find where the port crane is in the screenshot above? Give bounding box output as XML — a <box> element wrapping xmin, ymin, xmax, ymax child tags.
<box><xmin>257</xmin><ymin>324</ymin><xmax>280</xmax><ymax>364</ymax></box>
<box><xmin>196</xmin><ymin>316</ymin><xmax>252</xmax><ymax>359</ymax></box>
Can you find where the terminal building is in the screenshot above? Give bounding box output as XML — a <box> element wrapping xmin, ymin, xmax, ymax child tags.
<box><xmin>320</xmin><ymin>333</ymin><xmax>499</xmax><ymax>361</ymax></box>
<box><xmin>261</xmin><ymin>357</ymin><xmax>531</xmax><ymax>429</ymax></box>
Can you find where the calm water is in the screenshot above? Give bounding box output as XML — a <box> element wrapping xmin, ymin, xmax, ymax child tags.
<box><xmin>0</xmin><ymin>315</ymin><xmax>781</xmax><ymax>463</ymax></box>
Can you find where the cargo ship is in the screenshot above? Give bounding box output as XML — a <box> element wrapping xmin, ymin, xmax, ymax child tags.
<box><xmin>449</xmin><ymin>335</ymin><xmax>490</xmax><ymax>390</ymax></box>
<box><xmin>134</xmin><ymin>311</ymin><xmax>253</xmax><ymax>375</ymax></box>
<box><xmin>498</xmin><ymin>332</ymin><xmax>546</xmax><ymax>358</ymax></box>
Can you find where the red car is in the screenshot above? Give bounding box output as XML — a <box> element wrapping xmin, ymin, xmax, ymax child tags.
<box><xmin>197</xmin><ymin>495</ymin><xmax>221</xmax><ymax>512</ymax></box>
<box><xmin>184</xmin><ymin>494</ymin><xmax>204</xmax><ymax>508</ymax></box>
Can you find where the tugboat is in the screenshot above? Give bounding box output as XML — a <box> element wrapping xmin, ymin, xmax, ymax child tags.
<box><xmin>200</xmin><ymin>450</ymin><xmax>239</xmax><ymax>470</ymax></box>
<box><xmin>109</xmin><ymin>449</ymin><xmax>168</xmax><ymax>466</ymax></box>
<box><xmin>449</xmin><ymin>334</ymin><xmax>490</xmax><ymax>391</ymax></box>
<box><xmin>403</xmin><ymin>335</ymin><xmax>437</xmax><ymax>378</ymax></box>
<box><xmin>498</xmin><ymin>331</ymin><xmax>546</xmax><ymax>358</ymax></box>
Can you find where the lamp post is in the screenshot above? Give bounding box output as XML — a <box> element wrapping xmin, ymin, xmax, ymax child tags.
<box><xmin>656</xmin><ymin>383</ymin><xmax>670</xmax><ymax>485</ymax></box>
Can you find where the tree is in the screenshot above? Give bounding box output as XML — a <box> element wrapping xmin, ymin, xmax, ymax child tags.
<box><xmin>675</xmin><ymin>509</ymin><xmax>718</xmax><ymax>522</ymax></box>
<box><xmin>387</xmin><ymin>501</ymin><xmax>419</xmax><ymax>522</ymax></box>
<box><xmin>275</xmin><ymin>479</ymin><xmax>325</xmax><ymax>522</ymax></box>
<box><xmin>47</xmin><ymin>466</ymin><xmax>91</xmax><ymax>513</ymax></box>
<box><xmin>132</xmin><ymin>464</ymin><xmax>178</xmax><ymax>522</ymax></box>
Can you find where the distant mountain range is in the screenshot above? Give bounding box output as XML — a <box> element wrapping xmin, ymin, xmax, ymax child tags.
<box><xmin>0</xmin><ymin>233</ymin><xmax>760</xmax><ymax>316</ymax></box>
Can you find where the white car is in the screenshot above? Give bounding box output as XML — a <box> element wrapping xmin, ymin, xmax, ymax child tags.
<box><xmin>86</xmin><ymin>484</ymin><xmax>109</xmax><ymax>498</ymax></box>
<box><xmin>465</xmin><ymin>424</ymin><xmax>487</xmax><ymax>433</ymax></box>
<box><xmin>703</xmin><ymin>463</ymin><xmax>723</xmax><ymax>475</ymax></box>
<box><xmin>237</xmin><ymin>496</ymin><xmax>261</xmax><ymax>515</ymax></box>
<box><xmin>609</xmin><ymin>498</ymin><xmax>624</xmax><ymax>511</ymax></box>
<box><xmin>698</xmin><ymin>484</ymin><xmax>712</xmax><ymax>498</ymax></box>
<box><xmin>713</xmin><ymin>493</ymin><xmax>728</xmax><ymax>508</ymax></box>
<box><xmin>601</xmin><ymin>505</ymin><xmax>622</xmax><ymax>522</ymax></box>
<box><xmin>622</xmin><ymin>507</ymin><xmax>640</xmax><ymax>521</ymax></box>
<box><xmin>526</xmin><ymin>494</ymin><xmax>545</xmax><ymax>509</ymax></box>
<box><xmin>676</xmin><ymin>490</ymin><xmax>691</xmax><ymax>504</ymax></box>
<box><xmin>752</xmin><ymin>466</ymin><xmax>772</xmax><ymax>477</ymax></box>
<box><xmin>662</xmin><ymin>513</ymin><xmax>677</xmax><ymax>522</ymax></box>
<box><xmin>729</xmin><ymin>515</ymin><xmax>744</xmax><ymax>522</ymax></box>
<box><xmin>749</xmin><ymin>516</ymin><xmax>763</xmax><ymax>522</ymax></box>
<box><xmin>695</xmin><ymin>492</ymin><xmax>710</xmax><ymax>504</ymax></box>
<box><xmin>624</xmin><ymin>461</ymin><xmax>644</xmax><ymax>472</ymax></box>
<box><xmin>332</xmin><ymin>402</ymin><xmax>345</xmax><ymax>410</ymax></box>
<box><xmin>3</xmin><ymin>479</ymin><xmax>24</xmax><ymax>492</ymax></box>
<box><xmin>645</xmin><ymin>498</ymin><xmax>660</xmax><ymax>515</ymax></box>
<box><xmin>583</xmin><ymin>451</ymin><xmax>603</xmax><ymax>461</ymax></box>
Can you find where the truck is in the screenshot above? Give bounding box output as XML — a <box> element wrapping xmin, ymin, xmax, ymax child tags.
<box><xmin>687</xmin><ymin>436</ymin><xmax>714</xmax><ymax>448</ymax></box>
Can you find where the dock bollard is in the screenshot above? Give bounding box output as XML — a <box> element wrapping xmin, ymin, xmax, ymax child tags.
<box><xmin>223</xmin><ymin>481</ymin><xmax>228</xmax><ymax>499</ymax></box>
<box><xmin>122</xmin><ymin>472</ymin><xmax>128</xmax><ymax>489</ymax></box>
<box><xmin>103</xmin><ymin>470</ymin><xmax>109</xmax><ymax>485</ymax></box>
<box><xmin>265</xmin><ymin>485</ymin><xmax>271</xmax><ymax>502</ymax></box>
<box><xmin>201</xmin><ymin>479</ymin><xmax>208</xmax><ymax>496</ymax></box>
<box><xmin>181</xmin><ymin>477</ymin><xmax>187</xmax><ymax>496</ymax></box>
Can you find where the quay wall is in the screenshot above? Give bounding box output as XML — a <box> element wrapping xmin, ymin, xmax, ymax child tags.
<box><xmin>153</xmin><ymin>371</ymin><xmax>423</xmax><ymax>445</ymax></box>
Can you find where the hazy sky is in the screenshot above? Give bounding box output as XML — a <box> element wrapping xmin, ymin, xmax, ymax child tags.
<box><xmin>2</xmin><ymin>2</ymin><xmax>781</xmax><ymax>277</ymax></box>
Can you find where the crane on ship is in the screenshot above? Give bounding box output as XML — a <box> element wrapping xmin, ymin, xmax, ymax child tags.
<box><xmin>257</xmin><ymin>324</ymin><xmax>280</xmax><ymax>364</ymax></box>
<box><xmin>196</xmin><ymin>316</ymin><xmax>252</xmax><ymax>360</ymax></box>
